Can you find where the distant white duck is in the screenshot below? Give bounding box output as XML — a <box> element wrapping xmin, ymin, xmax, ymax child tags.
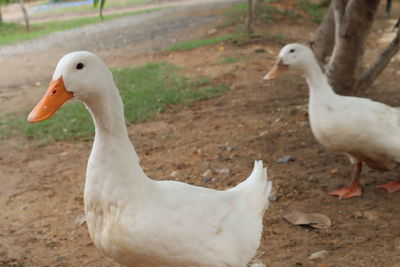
<box><xmin>264</xmin><ymin>43</ymin><xmax>400</xmax><ymax>199</ymax></box>
<box><xmin>28</xmin><ymin>51</ymin><xmax>272</xmax><ymax>266</ymax></box>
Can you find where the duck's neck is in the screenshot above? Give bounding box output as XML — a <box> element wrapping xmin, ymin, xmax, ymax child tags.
<box><xmin>84</xmin><ymin>84</ymin><xmax>149</xmax><ymax>198</ymax></box>
<box><xmin>302</xmin><ymin>58</ymin><xmax>336</xmax><ymax>102</ymax></box>
<box><xmin>85</xmin><ymin>87</ymin><xmax>129</xmax><ymax>142</ymax></box>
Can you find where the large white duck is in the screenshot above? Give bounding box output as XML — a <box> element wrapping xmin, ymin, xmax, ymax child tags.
<box><xmin>28</xmin><ymin>51</ymin><xmax>272</xmax><ymax>266</ymax></box>
<box><xmin>264</xmin><ymin>43</ymin><xmax>400</xmax><ymax>199</ymax></box>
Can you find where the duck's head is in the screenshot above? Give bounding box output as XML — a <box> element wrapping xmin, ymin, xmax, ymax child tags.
<box><xmin>28</xmin><ymin>51</ymin><xmax>112</xmax><ymax>123</ymax></box>
<box><xmin>264</xmin><ymin>43</ymin><xmax>313</xmax><ymax>80</ymax></box>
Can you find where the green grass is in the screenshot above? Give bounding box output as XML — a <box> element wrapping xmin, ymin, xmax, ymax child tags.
<box><xmin>166</xmin><ymin>35</ymin><xmax>235</xmax><ymax>51</ymax></box>
<box><xmin>0</xmin><ymin>7</ymin><xmax>163</xmax><ymax>46</ymax></box>
<box><xmin>0</xmin><ymin>62</ymin><xmax>228</xmax><ymax>143</ymax></box>
<box><xmin>296</xmin><ymin>0</ymin><xmax>327</xmax><ymax>23</ymax></box>
<box><xmin>219</xmin><ymin>2</ymin><xmax>248</xmax><ymax>29</ymax></box>
<box><xmin>219</xmin><ymin>56</ymin><xmax>240</xmax><ymax>64</ymax></box>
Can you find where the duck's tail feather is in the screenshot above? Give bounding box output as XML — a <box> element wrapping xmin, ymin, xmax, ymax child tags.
<box><xmin>232</xmin><ymin>160</ymin><xmax>272</xmax><ymax>214</ymax></box>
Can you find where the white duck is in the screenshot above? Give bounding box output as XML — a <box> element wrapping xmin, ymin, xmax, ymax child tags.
<box><xmin>264</xmin><ymin>43</ymin><xmax>400</xmax><ymax>199</ymax></box>
<box><xmin>28</xmin><ymin>51</ymin><xmax>272</xmax><ymax>266</ymax></box>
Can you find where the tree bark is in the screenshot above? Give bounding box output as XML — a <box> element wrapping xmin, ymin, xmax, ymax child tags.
<box><xmin>246</xmin><ymin>0</ymin><xmax>255</xmax><ymax>33</ymax></box>
<box><xmin>19</xmin><ymin>0</ymin><xmax>30</xmax><ymax>32</ymax></box>
<box><xmin>310</xmin><ymin>2</ymin><xmax>335</xmax><ymax>68</ymax></box>
<box><xmin>326</xmin><ymin>0</ymin><xmax>380</xmax><ymax>95</ymax></box>
<box><xmin>357</xmin><ymin>27</ymin><xmax>400</xmax><ymax>91</ymax></box>
<box><xmin>0</xmin><ymin>5</ymin><xmax>3</xmax><ymax>23</ymax></box>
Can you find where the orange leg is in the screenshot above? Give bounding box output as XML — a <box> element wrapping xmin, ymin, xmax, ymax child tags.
<box><xmin>377</xmin><ymin>179</ymin><xmax>400</xmax><ymax>194</ymax></box>
<box><xmin>329</xmin><ymin>162</ymin><xmax>363</xmax><ymax>199</ymax></box>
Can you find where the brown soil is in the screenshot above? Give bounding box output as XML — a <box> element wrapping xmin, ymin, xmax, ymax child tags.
<box><xmin>1</xmin><ymin>2</ymin><xmax>400</xmax><ymax>267</ymax></box>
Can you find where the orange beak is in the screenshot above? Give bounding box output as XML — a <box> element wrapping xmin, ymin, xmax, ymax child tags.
<box><xmin>263</xmin><ymin>59</ymin><xmax>289</xmax><ymax>80</ymax></box>
<box><xmin>27</xmin><ymin>77</ymin><xmax>73</xmax><ymax>123</ymax></box>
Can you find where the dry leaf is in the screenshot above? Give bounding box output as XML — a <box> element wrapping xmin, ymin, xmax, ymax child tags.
<box><xmin>283</xmin><ymin>211</ymin><xmax>331</xmax><ymax>229</ymax></box>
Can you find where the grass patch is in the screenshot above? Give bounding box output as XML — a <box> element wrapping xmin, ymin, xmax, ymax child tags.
<box><xmin>219</xmin><ymin>56</ymin><xmax>240</xmax><ymax>64</ymax></box>
<box><xmin>219</xmin><ymin>2</ymin><xmax>247</xmax><ymax>29</ymax></box>
<box><xmin>0</xmin><ymin>7</ymin><xmax>163</xmax><ymax>46</ymax></box>
<box><xmin>166</xmin><ymin>35</ymin><xmax>234</xmax><ymax>51</ymax></box>
<box><xmin>296</xmin><ymin>0</ymin><xmax>327</xmax><ymax>23</ymax></box>
<box><xmin>0</xmin><ymin>62</ymin><xmax>228</xmax><ymax>142</ymax></box>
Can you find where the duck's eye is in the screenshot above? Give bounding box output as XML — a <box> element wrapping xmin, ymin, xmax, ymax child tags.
<box><xmin>76</xmin><ymin>63</ymin><xmax>84</xmax><ymax>70</ymax></box>
<box><xmin>289</xmin><ymin>49</ymin><xmax>295</xmax><ymax>53</ymax></box>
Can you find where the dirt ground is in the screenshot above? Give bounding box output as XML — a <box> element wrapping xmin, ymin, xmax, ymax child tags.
<box><xmin>1</xmin><ymin>1</ymin><xmax>400</xmax><ymax>267</ymax></box>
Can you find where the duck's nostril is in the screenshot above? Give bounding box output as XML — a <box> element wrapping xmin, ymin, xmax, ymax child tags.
<box><xmin>51</xmin><ymin>90</ymin><xmax>57</xmax><ymax>95</ymax></box>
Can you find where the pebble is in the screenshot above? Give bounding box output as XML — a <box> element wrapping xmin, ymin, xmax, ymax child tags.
<box><xmin>74</xmin><ymin>215</ymin><xmax>86</xmax><ymax>227</ymax></box>
<box><xmin>353</xmin><ymin>211</ymin><xmax>378</xmax><ymax>220</ymax></box>
<box><xmin>208</xmin><ymin>28</ymin><xmax>217</xmax><ymax>35</ymax></box>
<box><xmin>216</xmin><ymin>167</ymin><xmax>230</xmax><ymax>175</ymax></box>
<box><xmin>202</xmin><ymin>169</ymin><xmax>212</xmax><ymax>177</ymax></box>
<box><xmin>249</xmin><ymin>263</ymin><xmax>266</xmax><ymax>267</ymax></box>
<box><xmin>330</xmin><ymin>168</ymin><xmax>338</xmax><ymax>174</ymax></box>
<box><xmin>219</xmin><ymin>156</ymin><xmax>231</xmax><ymax>162</ymax></box>
<box><xmin>254</xmin><ymin>48</ymin><xmax>266</xmax><ymax>53</ymax></box>
<box><xmin>308</xmin><ymin>250</ymin><xmax>329</xmax><ymax>260</ymax></box>
<box><xmin>268</xmin><ymin>195</ymin><xmax>278</xmax><ymax>202</ymax></box>
<box><xmin>203</xmin><ymin>177</ymin><xmax>213</xmax><ymax>183</ymax></box>
<box><xmin>218</xmin><ymin>145</ymin><xmax>227</xmax><ymax>151</ymax></box>
<box><xmin>259</xmin><ymin>130</ymin><xmax>269</xmax><ymax>137</ymax></box>
<box><xmin>276</xmin><ymin>155</ymin><xmax>295</xmax><ymax>163</ymax></box>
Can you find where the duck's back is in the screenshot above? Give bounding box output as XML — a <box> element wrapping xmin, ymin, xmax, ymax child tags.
<box><xmin>310</xmin><ymin>94</ymin><xmax>400</xmax><ymax>169</ymax></box>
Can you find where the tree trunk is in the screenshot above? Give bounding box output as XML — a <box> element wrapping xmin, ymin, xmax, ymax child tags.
<box><xmin>309</xmin><ymin>3</ymin><xmax>335</xmax><ymax>68</ymax></box>
<box><xmin>246</xmin><ymin>0</ymin><xmax>254</xmax><ymax>33</ymax></box>
<box><xmin>19</xmin><ymin>0</ymin><xmax>30</xmax><ymax>32</ymax></box>
<box><xmin>308</xmin><ymin>0</ymin><xmax>400</xmax><ymax>96</ymax></box>
<box><xmin>310</xmin><ymin>0</ymin><xmax>380</xmax><ymax>94</ymax></box>
<box><xmin>0</xmin><ymin>5</ymin><xmax>3</xmax><ymax>23</ymax></box>
<box><xmin>357</xmin><ymin>27</ymin><xmax>400</xmax><ymax>91</ymax></box>
<box><xmin>326</xmin><ymin>0</ymin><xmax>380</xmax><ymax>95</ymax></box>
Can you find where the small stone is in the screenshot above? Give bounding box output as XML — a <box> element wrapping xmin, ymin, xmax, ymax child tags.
<box><xmin>308</xmin><ymin>250</ymin><xmax>329</xmax><ymax>260</ymax></box>
<box><xmin>250</xmin><ymin>263</ymin><xmax>266</xmax><ymax>267</ymax></box>
<box><xmin>254</xmin><ymin>48</ymin><xmax>266</xmax><ymax>53</ymax></box>
<box><xmin>176</xmin><ymin>163</ymin><xmax>191</xmax><ymax>170</ymax></box>
<box><xmin>259</xmin><ymin>130</ymin><xmax>269</xmax><ymax>137</ymax></box>
<box><xmin>268</xmin><ymin>195</ymin><xmax>278</xmax><ymax>202</ymax></box>
<box><xmin>35</xmin><ymin>81</ymin><xmax>42</xmax><ymax>86</ymax></box>
<box><xmin>74</xmin><ymin>215</ymin><xmax>86</xmax><ymax>227</ymax></box>
<box><xmin>307</xmin><ymin>176</ymin><xmax>316</xmax><ymax>182</ymax></box>
<box><xmin>218</xmin><ymin>145</ymin><xmax>227</xmax><ymax>151</ymax></box>
<box><xmin>203</xmin><ymin>177</ymin><xmax>213</xmax><ymax>183</ymax></box>
<box><xmin>363</xmin><ymin>211</ymin><xmax>378</xmax><ymax>220</ymax></box>
<box><xmin>202</xmin><ymin>169</ymin><xmax>212</xmax><ymax>177</ymax></box>
<box><xmin>219</xmin><ymin>156</ymin><xmax>231</xmax><ymax>162</ymax></box>
<box><xmin>170</xmin><ymin>171</ymin><xmax>178</xmax><ymax>177</ymax></box>
<box><xmin>56</xmin><ymin>256</ymin><xmax>66</xmax><ymax>262</ymax></box>
<box><xmin>217</xmin><ymin>167</ymin><xmax>230</xmax><ymax>175</ymax></box>
<box><xmin>208</xmin><ymin>28</ymin><xmax>217</xmax><ymax>35</ymax></box>
<box><xmin>298</xmin><ymin>121</ymin><xmax>310</xmax><ymax>127</ymax></box>
<box><xmin>229</xmin><ymin>145</ymin><xmax>238</xmax><ymax>151</ymax></box>
<box><xmin>330</xmin><ymin>168</ymin><xmax>338</xmax><ymax>174</ymax></box>
<box><xmin>276</xmin><ymin>155</ymin><xmax>295</xmax><ymax>163</ymax></box>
